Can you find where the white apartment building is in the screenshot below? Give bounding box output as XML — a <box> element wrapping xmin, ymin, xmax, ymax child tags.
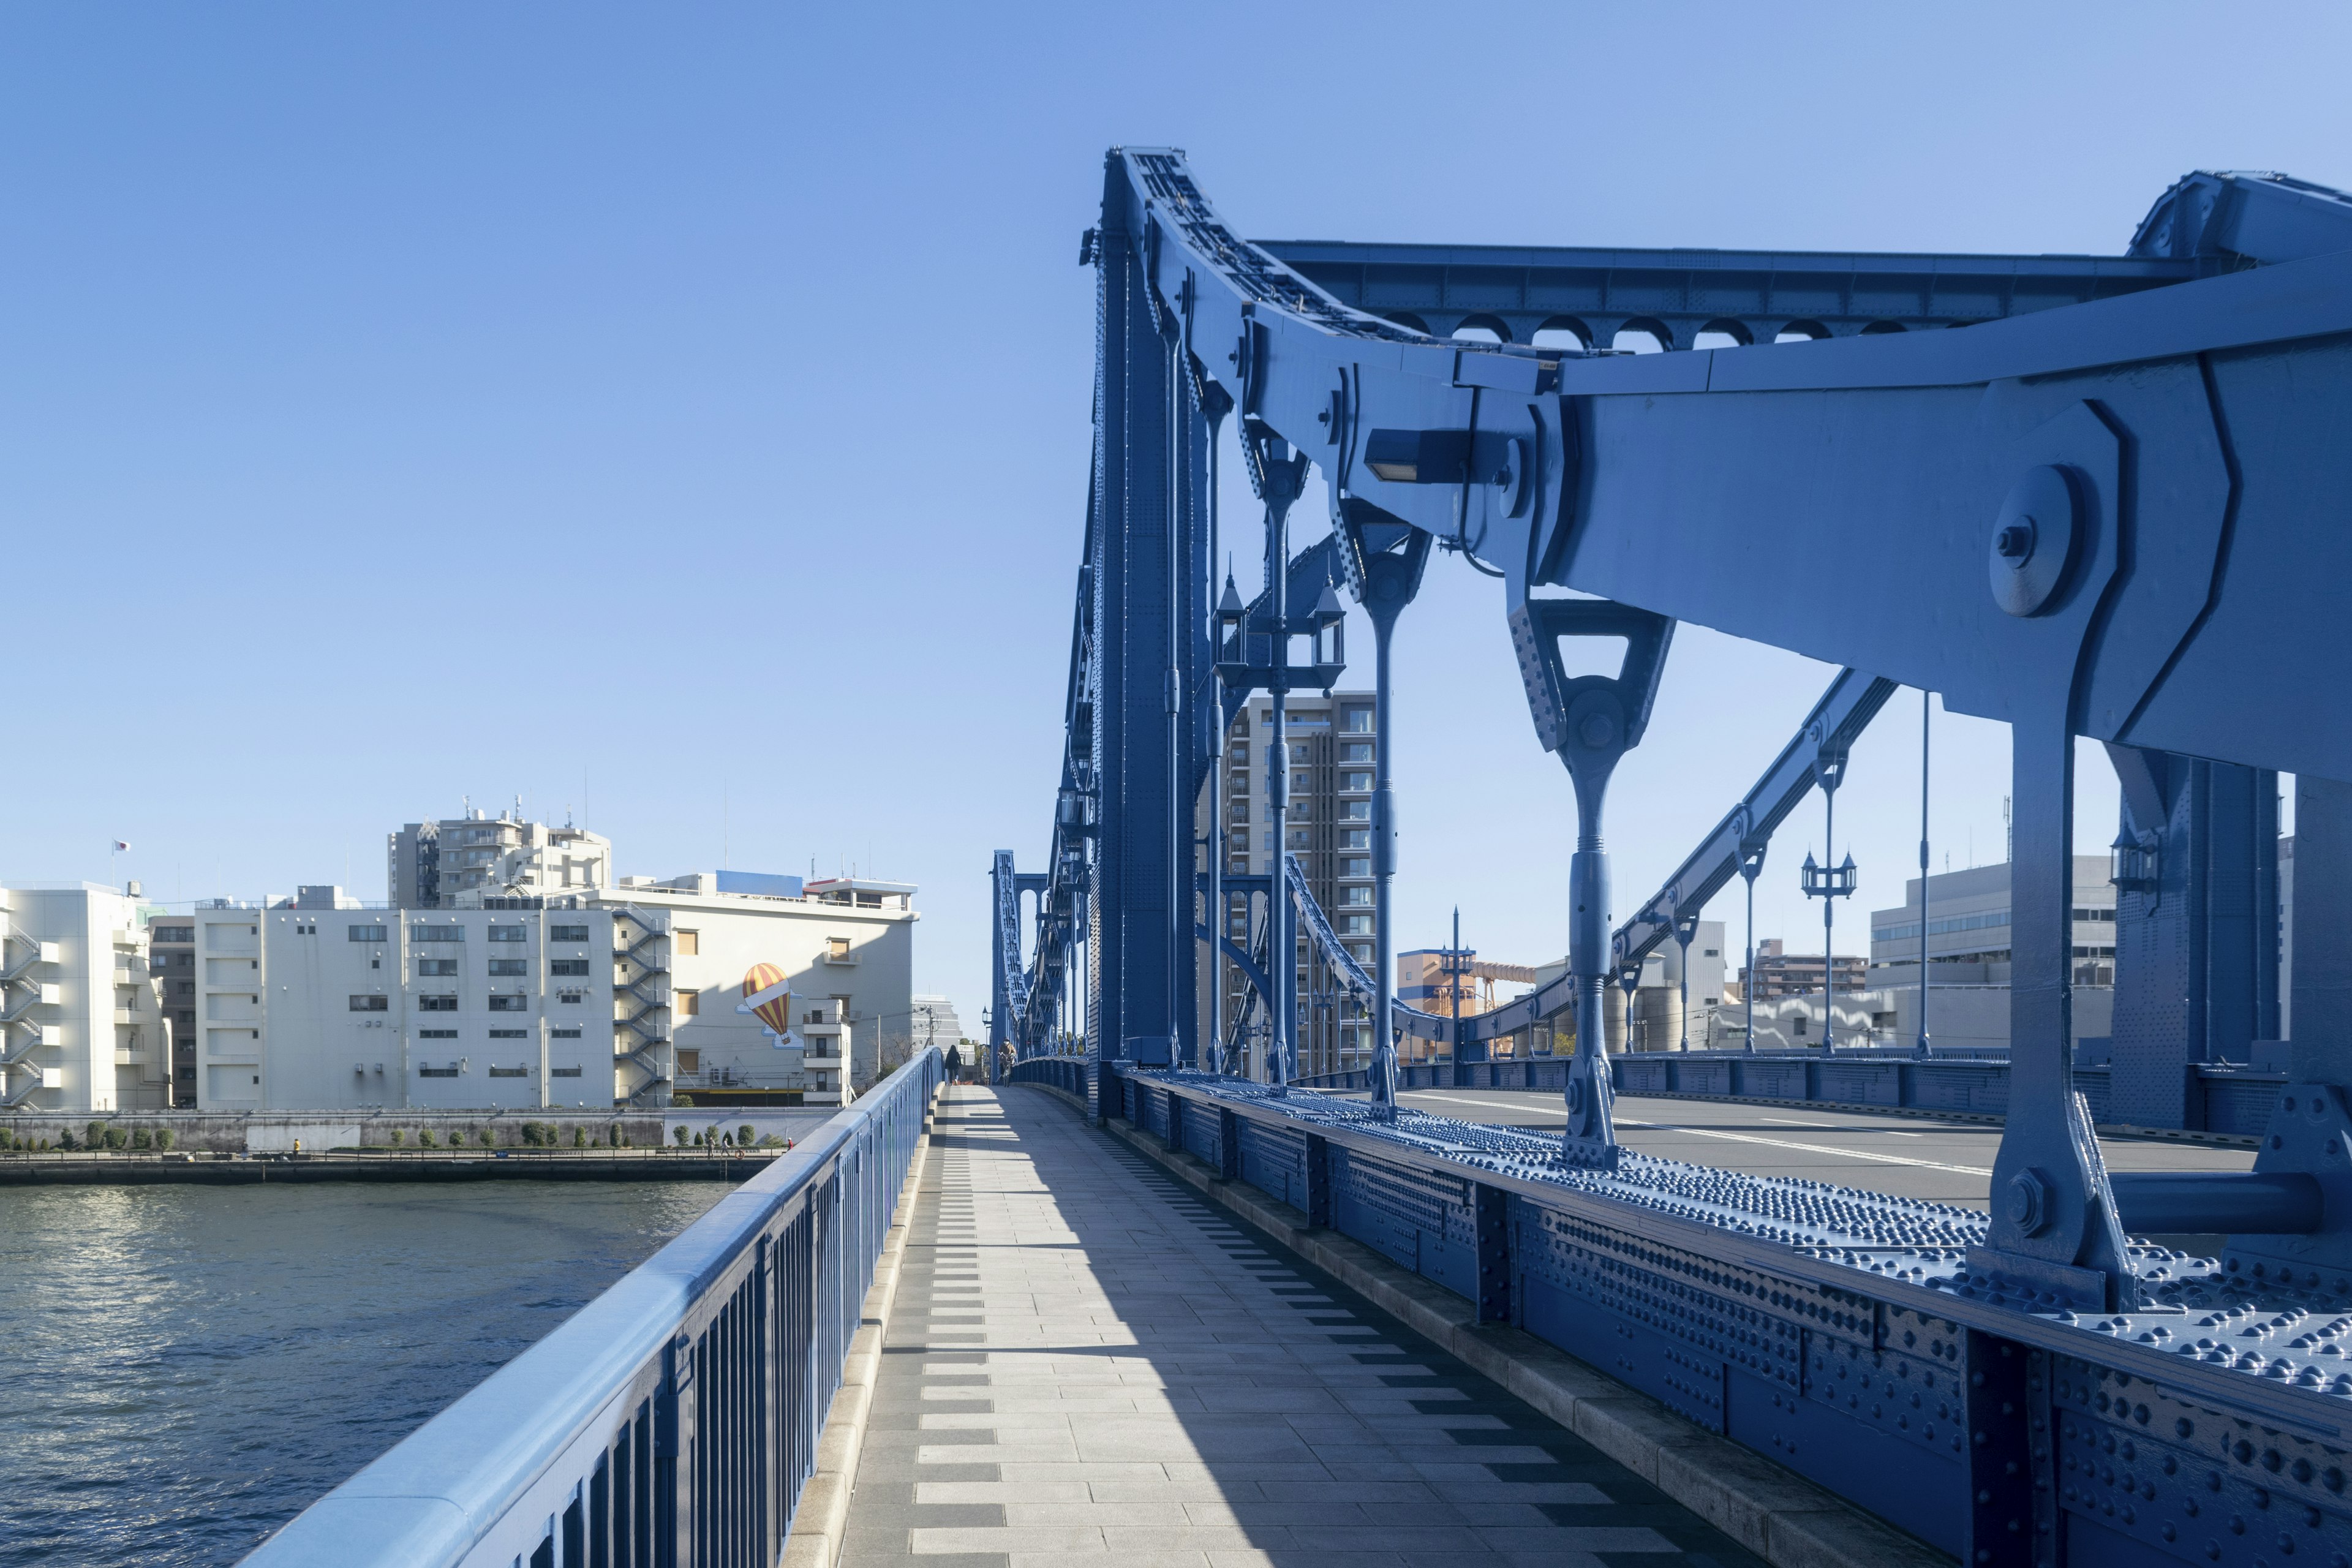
<box><xmin>390</xmin><ymin>807</ymin><xmax>613</xmax><ymax>909</ymax></box>
<box><xmin>1</xmin><ymin>883</ymin><xmax>170</xmax><ymax>1113</ymax></box>
<box><xmin>199</xmin><ymin>891</ymin><xmax>634</xmax><ymax>1114</ymax></box>
<box><xmin>186</xmin><ymin>865</ymin><xmax>917</xmax><ymax>1114</ymax></box>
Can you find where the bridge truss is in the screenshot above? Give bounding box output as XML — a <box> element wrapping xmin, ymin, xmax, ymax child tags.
<box><xmin>992</xmin><ymin>152</ymin><xmax>2352</xmax><ymax>1564</ymax></box>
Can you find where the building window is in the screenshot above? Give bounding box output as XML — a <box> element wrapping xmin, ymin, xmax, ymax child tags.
<box><xmin>488</xmin><ymin>1030</ymin><xmax>530</xmax><ymax>1041</ymax></box>
<box><xmin>488</xmin><ymin>959</ymin><xmax>529</xmax><ymax>976</ymax></box>
<box><xmin>347</xmin><ymin>924</ymin><xmax>386</xmax><ymax>943</ymax></box>
<box><xmin>676</xmin><ymin>930</ymin><xmax>700</xmax><ymax>956</ymax></box>
<box><xmin>1341</xmin><ymin>772</ymin><xmax>1372</xmax><ymax>792</ymax></box>
<box><xmin>1340</xmin><ymin>743</ymin><xmax>1372</xmax><ymax>763</ymax></box>
<box><xmin>552</xmin><ymin>1028</ymin><xmax>583</xmax><ymax>1040</ymax></box>
<box><xmin>677</xmin><ymin>1049</ymin><xmax>700</xmax><ymax>1073</ymax></box>
<box><xmin>557</xmin><ymin>989</ymin><xmax>585</xmax><ymax>1004</ymax></box>
<box><xmin>488</xmin><ymin>1065</ymin><xmax>529</xmax><ymax>1076</ymax></box>
<box><xmin>419</xmin><ymin>995</ymin><xmax>458</xmax><ymax>1012</ymax></box>
<box><xmin>154</xmin><ymin>926</ymin><xmax>192</xmax><ymax>943</ymax></box>
<box><xmin>411</xmin><ymin>925</ymin><xmax>464</xmax><ymax>943</ymax></box>
<box><xmin>677</xmin><ymin>990</ymin><xmax>700</xmax><ymax>1017</ymax></box>
<box><xmin>488</xmin><ymin>995</ymin><xmax>527</xmax><ymax>1013</ymax></box>
<box><xmin>549</xmin><ymin>959</ymin><xmax>589</xmax><ymax>976</ymax></box>
<box><xmin>827</xmin><ymin>938</ymin><xmax>850</xmax><ymax>961</ymax></box>
<box><xmin>348</xmin><ymin>995</ymin><xmax>389</xmax><ymax>1012</ymax></box>
<box><xmin>487</xmin><ymin>925</ymin><xmax>527</xmax><ymax>943</ymax></box>
<box><xmin>418</xmin><ymin>1064</ymin><xmax>460</xmax><ymax>1077</ymax></box>
<box><xmin>417</xmin><ymin>958</ymin><xmax>458</xmax><ymax>978</ymax></box>
<box><xmin>1342</xmin><ymin>801</ymin><xmax>1371</xmax><ymax>820</ymax></box>
<box><xmin>1342</xmin><ymin>708</ymin><xmax>1372</xmax><ymax>733</ymax></box>
<box><xmin>550</xmin><ymin>924</ymin><xmax>590</xmax><ymax>941</ymax></box>
<box><xmin>551</xmin><ymin>1065</ymin><xmax>582</xmax><ymax>1076</ymax></box>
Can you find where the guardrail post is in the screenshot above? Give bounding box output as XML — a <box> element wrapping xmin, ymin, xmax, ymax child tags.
<box><xmin>1305</xmin><ymin>1134</ymin><xmax>1332</xmax><ymax>1228</ymax></box>
<box><xmin>1167</xmin><ymin>1091</ymin><xmax>1184</xmax><ymax>1153</ymax></box>
<box><xmin>658</xmin><ymin>1330</ymin><xmax>692</xmax><ymax>1561</ymax></box>
<box><xmin>1218</xmin><ymin>1108</ymin><xmax>1239</xmax><ymax>1180</ymax></box>
<box><xmin>1474</xmin><ymin>1183</ymin><xmax>1511</xmax><ymax>1323</ymax></box>
<box><xmin>1964</xmin><ymin>1330</ymin><xmax>2052</xmax><ymax>1566</ymax></box>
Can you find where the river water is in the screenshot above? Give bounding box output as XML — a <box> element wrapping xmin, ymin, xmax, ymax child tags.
<box><xmin>0</xmin><ymin>1179</ymin><xmax>731</xmax><ymax>1566</ymax></box>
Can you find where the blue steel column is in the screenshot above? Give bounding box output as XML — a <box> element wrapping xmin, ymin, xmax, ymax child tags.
<box><xmin>1978</xmin><ymin>715</ymin><xmax>2134</xmax><ymax>1306</ymax></box>
<box><xmin>1086</xmin><ymin>155</ymin><xmax>1176</xmax><ymax>1088</ymax></box>
<box><xmin>1264</xmin><ymin>475</ymin><xmax>1294</xmax><ymax>1095</ymax></box>
<box><xmin>2294</xmin><ymin>775</ymin><xmax>2352</xmax><ymax>1055</ymax></box>
<box><xmin>1915</xmin><ymin>691</ymin><xmax>1932</xmax><ymax>1057</ymax></box>
<box><xmin>1344</xmin><ymin>520</ymin><xmax>1427</xmax><ymax>1120</ymax></box>
<box><xmin>1166</xmin><ymin>314</ymin><xmax>1211</xmax><ymax>1071</ymax></box>
<box><xmin>2108</xmin><ymin>751</ymin><xmax>2281</xmax><ymax>1127</ymax></box>
<box><xmin>1370</xmin><ymin>608</ymin><xmax>1400</xmax><ymax>1115</ymax></box>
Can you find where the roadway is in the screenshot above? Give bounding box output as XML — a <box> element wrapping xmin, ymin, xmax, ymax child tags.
<box><xmin>1324</xmin><ymin>1087</ymin><xmax>2252</xmax><ymax>1210</ymax></box>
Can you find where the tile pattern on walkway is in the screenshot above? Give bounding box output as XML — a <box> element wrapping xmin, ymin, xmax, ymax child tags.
<box><xmin>841</xmin><ymin>1084</ymin><xmax>1767</xmax><ymax>1568</ymax></box>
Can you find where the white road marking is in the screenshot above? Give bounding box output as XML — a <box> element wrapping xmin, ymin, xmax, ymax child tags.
<box><xmin>1403</xmin><ymin>1091</ymin><xmax>1994</xmax><ymax>1178</ymax></box>
<box><xmin>1758</xmin><ymin>1115</ymin><xmax>1921</xmax><ymax>1137</ymax></box>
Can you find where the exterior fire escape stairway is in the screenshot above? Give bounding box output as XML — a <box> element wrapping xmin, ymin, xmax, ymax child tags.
<box><xmin>612</xmin><ymin>907</ymin><xmax>673</xmax><ymax>1106</ymax></box>
<box><xmin>0</xmin><ymin>930</ymin><xmax>55</xmax><ymax>1108</ymax></box>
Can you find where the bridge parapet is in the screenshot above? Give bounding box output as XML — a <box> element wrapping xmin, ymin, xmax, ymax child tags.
<box><xmin>1100</xmin><ymin>1069</ymin><xmax>2352</xmax><ymax>1564</ymax></box>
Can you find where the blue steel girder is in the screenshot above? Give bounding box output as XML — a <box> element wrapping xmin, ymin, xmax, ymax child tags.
<box><xmin>1258</xmin><ymin>238</ymin><xmax>2209</xmax><ymax>353</ymax></box>
<box><xmin>1115</xmin><ymin>148</ymin><xmax>2352</xmax><ymax>777</ymax></box>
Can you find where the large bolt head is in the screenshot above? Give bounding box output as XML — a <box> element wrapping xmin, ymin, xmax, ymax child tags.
<box><xmin>1988</xmin><ymin>466</ymin><xmax>2081</xmax><ymax>617</ymax></box>
<box><xmin>2005</xmin><ymin>1170</ymin><xmax>2052</xmax><ymax>1237</ymax></box>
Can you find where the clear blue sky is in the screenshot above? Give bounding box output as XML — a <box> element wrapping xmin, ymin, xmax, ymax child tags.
<box><xmin>6</xmin><ymin>3</ymin><xmax>2347</xmax><ymax>1028</ymax></box>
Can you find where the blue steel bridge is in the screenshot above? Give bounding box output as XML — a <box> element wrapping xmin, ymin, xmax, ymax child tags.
<box><xmin>251</xmin><ymin>156</ymin><xmax>2352</xmax><ymax>1568</ymax></box>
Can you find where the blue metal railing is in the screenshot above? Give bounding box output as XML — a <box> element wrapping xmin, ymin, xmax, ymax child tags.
<box><xmin>243</xmin><ymin>1049</ymin><xmax>943</xmax><ymax>1568</ymax></box>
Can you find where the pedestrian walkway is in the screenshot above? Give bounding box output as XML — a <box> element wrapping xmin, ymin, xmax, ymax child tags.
<box><xmin>840</xmin><ymin>1084</ymin><xmax>1768</xmax><ymax>1567</ymax></box>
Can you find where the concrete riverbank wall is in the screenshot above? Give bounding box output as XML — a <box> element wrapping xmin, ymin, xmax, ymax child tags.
<box><xmin>0</xmin><ymin>1147</ymin><xmax>781</xmax><ymax>1185</ymax></box>
<box><xmin>0</xmin><ymin>1109</ymin><xmax>674</xmax><ymax>1154</ymax></box>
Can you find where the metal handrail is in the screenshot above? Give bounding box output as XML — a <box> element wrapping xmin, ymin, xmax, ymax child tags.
<box><xmin>242</xmin><ymin>1046</ymin><xmax>943</xmax><ymax>1568</ymax></box>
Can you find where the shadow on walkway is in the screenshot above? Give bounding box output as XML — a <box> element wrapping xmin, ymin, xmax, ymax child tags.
<box><xmin>839</xmin><ymin>1084</ymin><xmax>1766</xmax><ymax>1568</ymax></box>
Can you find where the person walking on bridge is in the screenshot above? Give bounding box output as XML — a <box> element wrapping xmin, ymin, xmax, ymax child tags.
<box><xmin>944</xmin><ymin>1042</ymin><xmax>963</xmax><ymax>1084</ymax></box>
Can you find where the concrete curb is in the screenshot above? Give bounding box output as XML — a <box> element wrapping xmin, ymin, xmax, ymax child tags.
<box><xmin>1071</xmin><ymin>1096</ymin><xmax>1955</xmax><ymax>1568</ymax></box>
<box><xmin>778</xmin><ymin>1083</ymin><xmax>942</xmax><ymax>1568</ymax></box>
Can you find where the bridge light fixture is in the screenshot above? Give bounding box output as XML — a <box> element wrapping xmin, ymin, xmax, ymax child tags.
<box><xmin>1216</xmin><ymin>574</ymin><xmax>1246</xmax><ymax>664</ymax></box>
<box><xmin>1311</xmin><ymin>583</ymin><xmax>1346</xmax><ymax>668</ymax></box>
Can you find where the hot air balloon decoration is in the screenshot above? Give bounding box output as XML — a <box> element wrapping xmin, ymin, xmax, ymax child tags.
<box><xmin>737</xmin><ymin>962</ymin><xmax>796</xmax><ymax>1047</ymax></box>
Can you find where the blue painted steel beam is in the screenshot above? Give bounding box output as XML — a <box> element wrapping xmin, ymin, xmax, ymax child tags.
<box><xmin>1257</xmin><ymin>236</ymin><xmax>2207</xmax><ymax>350</ymax></box>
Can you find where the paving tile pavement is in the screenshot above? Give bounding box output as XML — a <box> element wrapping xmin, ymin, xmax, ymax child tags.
<box><xmin>838</xmin><ymin>1084</ymin><xmax>1767</xmax><ymax>1568</ymax></box>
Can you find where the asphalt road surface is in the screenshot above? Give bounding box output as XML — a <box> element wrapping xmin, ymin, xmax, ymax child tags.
<box><xmin>1325</xmin><ymin>1087</ymin><xmax>2252</xmax><ymax>1211</ymax></box>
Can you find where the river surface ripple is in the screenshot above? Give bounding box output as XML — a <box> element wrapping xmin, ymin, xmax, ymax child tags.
<box><xmin>0</xmin><ymin>1179</ymin><xmax>729</xmax><ymax>1566</ymax></box>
